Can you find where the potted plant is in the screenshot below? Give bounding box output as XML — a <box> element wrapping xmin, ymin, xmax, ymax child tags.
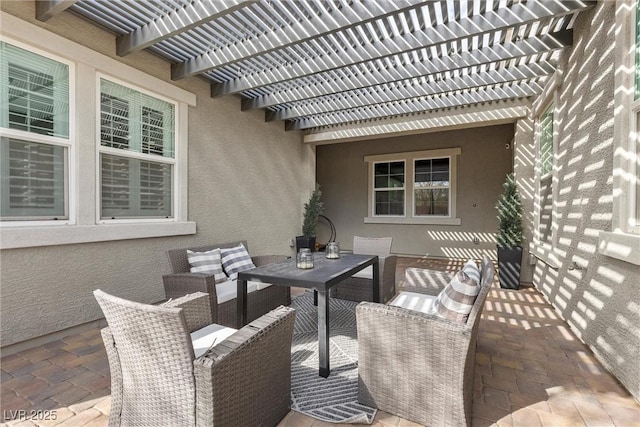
<box><xmin>495</xmin><ymin>173</ymin><xmax>524</xmax><ymax>289</ymax></box>
<box><xmin>296</xmin><ymin>187</ymin><xmax>324</xmax><ymax>252</ymax></box>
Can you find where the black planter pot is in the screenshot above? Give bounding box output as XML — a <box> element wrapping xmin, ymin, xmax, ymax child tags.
<box><xmin>296</xmin><ymin>236</ymin><xmax>316</xmax><ymax>252</ymax></box>
<box><xmin>497</xmin><ymin>246</ymin><xmax>523</xmax><ymax>290</ymax></box>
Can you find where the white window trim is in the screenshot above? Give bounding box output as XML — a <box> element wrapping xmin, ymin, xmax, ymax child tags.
<box><xmin>364</xmin><ymin>148</ymin><xmax>461</xmax><ymax>225</ymax></box>
<box><xmin>95</xmin><ymin>73</ymin><xmax>178</xmax><ymax>223</ymax></box>
<box><xmin>530</xmin><ymin>72</ymin><xmax>561</xmax><ymax>268</ymax></box>
<box><xmin>0</xmin><ymin>13</ymin><xmax>196</xmax><ymax>250</ymax></box>
<box><xmin>598</xmin><ymin>0</ymin><xmax>640</xmax><ymax>265</ymax></box>
<box><xmin>0</xmin><ymin>36</ymin><xmax>77</xmax><ymax>226</ymax></box>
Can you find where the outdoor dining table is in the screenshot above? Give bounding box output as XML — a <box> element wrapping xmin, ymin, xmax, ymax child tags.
<box><xmin>237</xmin><ymin>253</ymin><xmax>379</xmax><ymax>377</ymax></box>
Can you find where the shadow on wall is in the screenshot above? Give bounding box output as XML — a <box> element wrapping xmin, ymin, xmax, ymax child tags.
<box><xmin>532</xmin><ymin>2</ymin><xmax>639</xmax><ymax>399</ymax></box>
<box><xmin>425</xmin><ymin>230</ymin><xmax>499</xmax><ymax>263</ymax></box>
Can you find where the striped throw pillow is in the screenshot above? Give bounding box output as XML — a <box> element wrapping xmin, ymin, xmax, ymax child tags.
<box><xmin>434</xmin><ymin>270</ymin><xmax>480</xmax><ymax>323</ymax></box>
<box><xmin>220</xmin><ymin>244</ymin><xmax>256</xmax><ymax>280</ymax></box>
<box><xmin>187</xmin><ymin>248</ymin><xmax>227</xmax><ymax>283</ymax></box>
<box><xmin>462</xmin><ymin>259</ymin><xmax>481</xmax><ymax>284</ymax></box>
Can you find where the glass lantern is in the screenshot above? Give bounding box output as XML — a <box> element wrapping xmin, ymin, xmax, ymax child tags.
<box><xmin>296</xmin><ymin>248</ymin><xmax>314</xmax><ymax>269</ymax></box>
<box><xmin>325</xmin><ymin>241</ymin><xmax>340</xmax><ymax>259</ymax></box>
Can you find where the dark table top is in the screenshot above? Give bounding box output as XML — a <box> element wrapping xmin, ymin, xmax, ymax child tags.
<box><xmin>237</xmin><ymin>253</ymin><xmax>377</xmax><ymax>291</ymax></box>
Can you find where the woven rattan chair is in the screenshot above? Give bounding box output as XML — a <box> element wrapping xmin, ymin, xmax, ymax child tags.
<box><xmin>331</xmin><ymin>236</ymin><xmax>396</xmax><ymax>303</ymax></box>
<box><xmin>356</xmin><ymin>256</ymin><xmax>494</xmax><ymax>427</ymax></box>
<box><xmin>163</xmin><ymin>240</ymin><xmax>290</xmax><ymax>327</ymax></box>
<box><xmin>95</xmin><ymin>289</ymin><xmax>295</xmax><ymax>427</ymax></box>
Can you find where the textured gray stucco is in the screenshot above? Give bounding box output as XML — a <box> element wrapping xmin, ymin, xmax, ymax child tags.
<box><xmin>316</xmin><ymin>124</ymin><xmax>515</xmax><ymax>259</ymax></box>
<box><xmin>0</xmin><ymin>3</ymin><xmax>313</xmax><ymax>347</ymax></box>
<box><xmin>528</xmin><ymin>2</ymin><xmax>640</xmax><ymax>401</ymax></box>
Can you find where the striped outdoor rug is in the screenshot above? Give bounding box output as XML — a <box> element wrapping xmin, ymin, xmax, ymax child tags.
<box><xmin>289</xmin><ymin>292</ymin><xmax>377</xmax><ymax>424</ymax></box>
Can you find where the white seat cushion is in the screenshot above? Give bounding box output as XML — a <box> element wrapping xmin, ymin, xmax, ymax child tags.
<box><xmin>191</xmin><ymin>323</ymin><xmax>237</xmax><ymax>358</ymax></box>
<box><xmin>255</xmin><ymin>282</ymin><xmax>273</xmax><ymax>291</ymax></box>
<box><xmin>389</xmin><ymin>291</ymin><xmax>437</xmax><ymax>315</ymax></box>
<box><xmin>215</xmin><ymin>279</ymin><xmax>264</xmax><ymax>304</ymax></box>
<box><xmin>352</xmin><ymin>265</ymin><xmax>373</xmax><ymax>280</ymax></box>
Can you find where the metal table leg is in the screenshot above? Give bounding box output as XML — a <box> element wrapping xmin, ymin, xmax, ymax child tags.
<box><xmin>236</xmin><ymin>278</ymin><xmax>247</xmax><ymax>328</ymax></box>
<box><xmin>317</xmin><ymin>290</ymin><xmax>330</xmax><ymax>377</ymax></box>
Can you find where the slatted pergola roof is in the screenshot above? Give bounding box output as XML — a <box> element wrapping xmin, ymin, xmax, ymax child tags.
<box><xmin>37</xmin><ymin>0</ymin><xmax>594</xmax><ymax>133</ymax></box>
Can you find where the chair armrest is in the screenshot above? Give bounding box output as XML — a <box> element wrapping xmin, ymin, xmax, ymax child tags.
<box><xmin>397</xmin><ymin>268</ymin><xmax>452</xmax><ymax>296</ymax></box>
<box><xmin>357</xmin><ymin>301</ymin><xmax>469</xmax><ymax>336</ymax></box>
<box><xmin>251</xmin><ymin>255</ymin><xmax>288</xmax><ymax>267</ymax></box>
<box><xmin>163</xmin><ymin>273</ymin><xmax>219</xmax><ymax>304</ymax></box>
<box><xmin>193</xmin><ymin>306</ymin><xmax>296</xmax><ymax>426</ymax></box>
<box><xmin>162</xmin><ymin>292</ymin><xmax>213</xmax><ymax>332</ymax></box>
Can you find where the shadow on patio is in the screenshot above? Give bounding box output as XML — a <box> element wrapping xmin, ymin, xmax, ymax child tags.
<box><xmin>1</xmin><ymin>257</ymin><xmax>639</xmax><ymax>427</ymax></box>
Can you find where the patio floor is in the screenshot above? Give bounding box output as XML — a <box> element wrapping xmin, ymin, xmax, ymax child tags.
<box><xmin>1</xmin><ymin>257</ymin><xmax>639</xmax><ymax>427</ymax></box>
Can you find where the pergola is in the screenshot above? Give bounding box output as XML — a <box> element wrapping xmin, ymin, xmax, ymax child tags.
<box><xmin>37</xmin><ymin>0</ymin><xmax>594</xmax><ymax>131</ymax></box>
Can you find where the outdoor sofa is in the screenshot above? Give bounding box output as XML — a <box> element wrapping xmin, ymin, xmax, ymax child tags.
<box><xmin>163</xmin><ymin>240</ymin><xmax>290</xmax><ymax>328</ymax></box>
<box><xmin>356</xmin><ymin>256</ymin><xmax>494</xmax><ymax>427</ymax></box>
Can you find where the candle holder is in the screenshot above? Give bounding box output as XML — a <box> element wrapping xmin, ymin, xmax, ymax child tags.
<box><xmin>296</xmin><ymin>248</ymin><xmax>314</xmax><ymax>269</ymax></box>
<box><xmin>325</xmin><ymin>241</ymin><xmax>340</xmax><ymax>259</ymax></box>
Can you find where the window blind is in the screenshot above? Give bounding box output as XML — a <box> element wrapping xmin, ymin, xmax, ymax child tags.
<box><xmin>1</xmin><ymin>137</ymin><xmax>66</xmax><ymax>218</ymax></box>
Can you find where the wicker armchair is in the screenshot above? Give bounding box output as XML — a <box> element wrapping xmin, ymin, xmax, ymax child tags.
<box><xmin>94</xmin><ymin>289</ymin><xmax>296</xmax><ymax>427</ymax></box>
<box><xmin>163</xmin><ymin>240</ymin><xmax>291</xmax><ymax>327</ymax></box>
<box><xmin>356</xmin><ymin>256</ymin><xmax>494</xmax><ymax>427</ymax></box>
<box><xmin>331</xmin><ymin>236</ymin><xmax>396</xmax><ymax>303</ymax></box>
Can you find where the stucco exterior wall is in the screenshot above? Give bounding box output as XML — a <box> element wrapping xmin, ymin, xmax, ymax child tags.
<box><xmin>531</xmin><ymin>2</ymin><xmax>640</xmax><ymax>401</ymax></box>
<box><xmin>315</xmin><ymin>124</ymin><xmax>514</xmax><ymax>258</ymax></box>
<box><xmin>0</xmin><ymin>3</ymin><xmax>313</xmax><ymax>348</ymax></box>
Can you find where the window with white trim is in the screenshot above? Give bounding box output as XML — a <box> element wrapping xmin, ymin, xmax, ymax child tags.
<box><xmin>414</xmin><ymin>157</ymin><xmax>450</xmax><ymax>216</ymax></box>
<box><xmin>538</xmin><ymin>103</ymin><xmax>554</xmax><ymax>243</ymax></box>
<box><xmin>365</xmin><ymin>148</ymin><xmax>460</xmax><ymax>225</ymax></box>
<box><xmin>0</xmin><ymin>41</ymin><xmax>71</xmax><ymax>221</ymax></box>
<box><xmin>98</xmin><ymin>77</ymin><xmax>175</xmax><ymax>220</ymax></box>
<box><xmin>373</xmin><ymin>161</ymin><xmax>405</xmax><ymax>216</ymax></box>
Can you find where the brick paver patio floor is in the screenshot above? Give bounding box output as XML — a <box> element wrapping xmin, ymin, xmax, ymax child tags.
<box><xmin>2</xmin><ymin>257</ymin><xmax>639</xmax><ymax>426</ymax></box>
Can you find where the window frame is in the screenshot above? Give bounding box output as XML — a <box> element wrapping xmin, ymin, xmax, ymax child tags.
<box><xmin>0</xmin><ymin>36</ymin><xmax>76</xmax><ymax>226</ymax></box>
<box><xmin>598</xmin><ymin>0</ymin><xmax>640</xmax><ymax>265</ymax></box>
<box><xmin>364</xmin><ymin>148</ymin><xmax>461</xmax><ymax>225</ymax></box>
<box><xmin>0</xmin><ymin>13</ymin><xmax>196</xmax><ymax>249</ymax></box>
<box><xmin>372</xmin><ymin>159</ymin><xmax>406</xmax><ymax>217</ymax></box>
<box><xmin>413</xmin><ymin>156</ymin><xmax>452</xmax><ymax>218</ymax></box>
<box><xmin>537</xmin><ymin>102</ymin><xmax>555</xmax><ymax>245</ymax></box>
<box><xmin>96</xmin><ymin>74</ymin><xmax>178</xmax><ymax>223</ymax></box>
<box><xmin>530</xmin><ymin>70</ymin><xmax>561</xmax><ymax>268</ymax></box>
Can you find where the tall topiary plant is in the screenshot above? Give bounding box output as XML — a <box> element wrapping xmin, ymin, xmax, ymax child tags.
<box><xmin>302</xmin><ymin>187</ymin><xmax>324</xmax><ymax>237</ymax></box>
<box><xmin>495</xmin><ymin>173</ymin><xmax>524</xmax><ymax>289</ymax></box>
<box><xmin>496</xmin><ymin>173</ymin><xmax>523</xmax><ymax>248</ymax></box>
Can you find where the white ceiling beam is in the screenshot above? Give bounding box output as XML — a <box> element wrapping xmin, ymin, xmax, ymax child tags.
<box><xmin>116</xmin><ymin>0</ymin><xmax>254</xmax><ymax>56</ymax></box>
<box><xmin>244</xmin><ymin>31</ymin><xmax>571</xmax><ymax>111</ymax></box>
<box><xmin>303</xmin><ymin>99</ymin><xmax>531</xmax><ymax>145</ymax></box>
<box><xmin>268</xmin><ymin>61</ymin><xmax>555</xmax><ymax>121</ymax></box>
<box><xmin>36</xmin><ymin>0</ymin><xmax>78</xmax><ymax>21</ymax></box>
<box><xmin>286</xmin><ymin>80</ymin><xmax>545</xmax><ymax>130</ymax></box>
<box><xmin>211</xmin><ymin>0</ymin><xmax>590</xmax><ymax>95</ymax></box>
<box><xmin>172</xmin><ymin>0</ymin><xmax>425</xmax><ymax>79</ymax></box>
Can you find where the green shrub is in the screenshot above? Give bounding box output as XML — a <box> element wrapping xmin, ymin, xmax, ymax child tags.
<box><xmin>302</xmin><ymin>187</ymin><xmax>324</xmax><ymax>237</ymax></box>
